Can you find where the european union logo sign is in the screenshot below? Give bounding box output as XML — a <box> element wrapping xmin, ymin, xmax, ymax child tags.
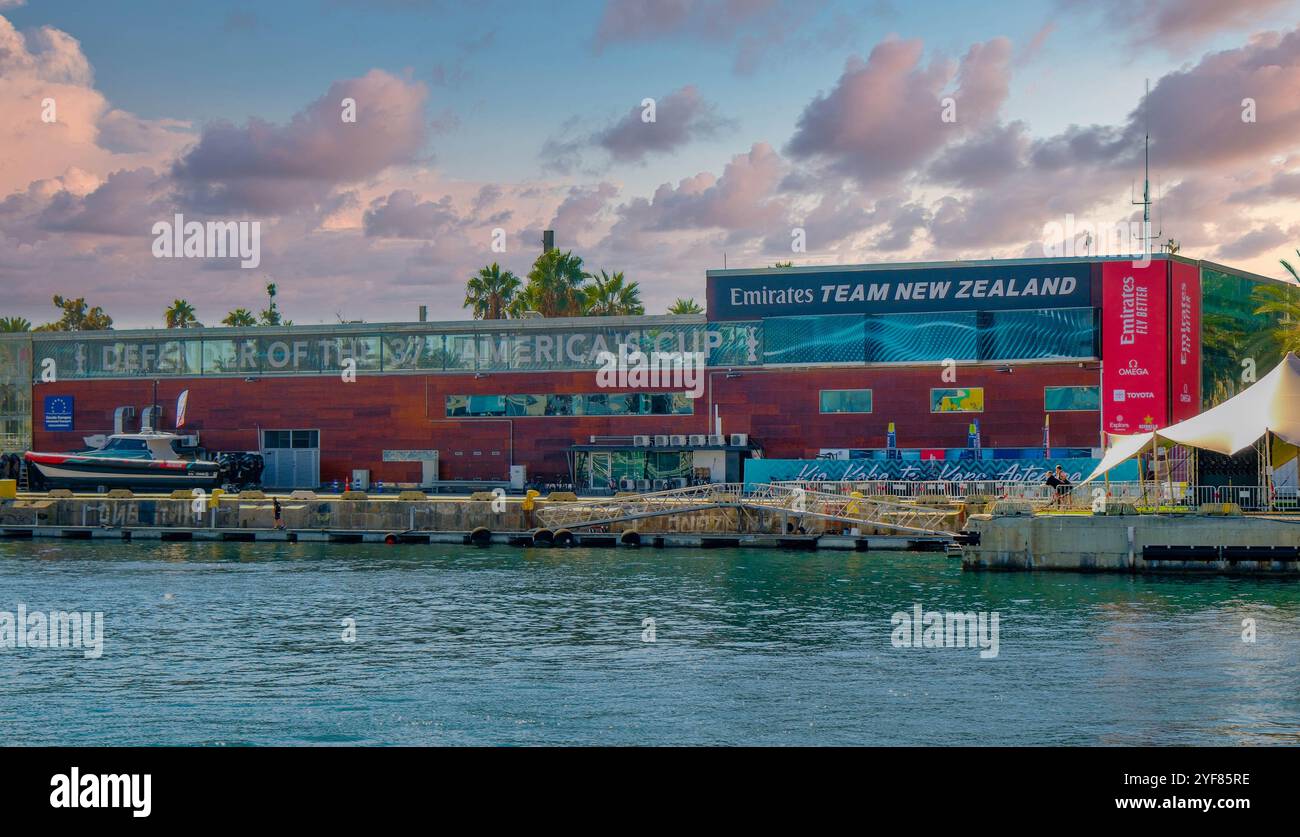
<box><xmin>44</xmin><ymin>395</ymin><xmax>74</xmax><ymax>431</ymax></box>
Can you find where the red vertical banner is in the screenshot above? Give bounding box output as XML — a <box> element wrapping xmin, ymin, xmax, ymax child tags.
<box><xmin>1101</xmin><ymin>261</ymin><xmax>1169</xmax><ymax>434</ymax></box>
<box><xmin>1169</xmin><ymin>261</ymin><xmax>1201</xmax><ymax>421</ymax></box>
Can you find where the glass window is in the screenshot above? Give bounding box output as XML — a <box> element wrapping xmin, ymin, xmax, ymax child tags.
<box><xmin>764</xmin><ymin>314</ymin><xmax>865</xmax><ymax>365</ymax></box>
<box><xmin>103</xmin><ymin>438</ymin><xmax>148</xmax><ymax>452</ymax></box>
<box><xmin>980</xmin><ymin>308</ymin><xmax>1095</xmax><ymax>361</ymax></box>
<box><xmin>446</xmin><ymin>392</ymin><xmax>696</xmax><ymax>417</ymax></box>
<box><xmin>202</xmin><ymin>339</ymin><xmax>238</xmax><ymax>374</ymax></box>
<box><xmin>931</xmin><ymin>387</ymin><xmax>984</xmax><ymax>413</ymax></box>
<box><xmin>291</xmin><ymin>430</ymin><xmax>318</xmax><ymax>448</ymax></box>
<box><xmin>820</xmin><ymin>389</ymin><xmax>873</xmax><ymax>413</ymax></box>
<box><xmin>867</xmin><ymin>312</ymin><xmax>977</xmax><ymax>363</ymax></box>
<box><xmin>1044</xmin><ymin>385</ymin><xmax>1100</xmax><ymax>411</ymax></box>
<box><xmin>545</xmin><ymin>394</ymin><xmax>577</xmax><ymax>416</ymax></box>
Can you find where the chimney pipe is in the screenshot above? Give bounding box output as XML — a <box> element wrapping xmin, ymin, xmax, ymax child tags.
<box><xmin>418</xmin><ymin>305</ymin><xmax>427</xmax><ymax>322</ymax></box>
<box><xmin>542</xmin><ymin>230</ymin><xmax>555</xmax><ymax>253</ymax></box>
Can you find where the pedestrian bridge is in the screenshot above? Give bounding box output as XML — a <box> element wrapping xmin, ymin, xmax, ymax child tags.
<box><xmin>534</xmin><ymin>482</ymin><xmax>954</xmax><ymax>535</ymax></box>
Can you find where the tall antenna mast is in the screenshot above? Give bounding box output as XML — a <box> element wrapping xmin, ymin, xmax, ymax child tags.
<box><xmin>1131</xmin><ymin>79</ymin><xmax>1162</xmax><ymax>253</ymax></box>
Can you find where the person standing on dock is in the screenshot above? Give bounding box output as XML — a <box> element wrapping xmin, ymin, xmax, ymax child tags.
<box><xmin>1044</xmin><ymin>466</ymin><xmax>1072</xmax><ymax>507</ymax></box>
<box><xmin>273</xmin><ymin>497</ymin><xmax>284</xmax><ymax>530</ymax></box>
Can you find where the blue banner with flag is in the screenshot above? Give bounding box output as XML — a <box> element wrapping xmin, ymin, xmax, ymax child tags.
<box><xmin>43</xmin><ymin>395</ymin><xmax>74</xmax><ymax>431</ymax></box>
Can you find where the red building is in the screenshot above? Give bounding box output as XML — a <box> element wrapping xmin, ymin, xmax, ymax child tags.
<box><xmin>4</xmin><ymin>254</ymin><xmax>1278</xmax><ymax>491</ymax></box>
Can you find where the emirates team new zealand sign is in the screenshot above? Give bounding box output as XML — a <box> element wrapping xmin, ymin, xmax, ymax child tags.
<box><xmin>706</xmin><ymin>261</ymin><xmax>1095</xmax><ymax>320</ymax></box>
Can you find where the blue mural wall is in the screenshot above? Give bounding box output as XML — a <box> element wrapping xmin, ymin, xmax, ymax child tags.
<box><xmin>744</xmin><ymin>457</ymin><xmax>1138</xmax><ymax>488</ymax></box>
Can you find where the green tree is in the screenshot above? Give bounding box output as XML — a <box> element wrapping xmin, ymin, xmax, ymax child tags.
<box><xmin>667</xmin><ymin>297</ymin><xmax>703</xmax><ymax>315</ymax></box>
<box><xmin>771</xmin><ymin>261</ymin><xmax>794</xmax><ymax>268</ymax></box>
<box><xmin>0</xmin><ymin>316</ymin><xmax>32</xmax><ymax>332</ymax></box>
<box><xmin>221</xmin><ymin>308</ymin><xmax>257</xmax><ymax>327</ymax></box>
<box><xmin>584</xmin><ymin>270</ymin><xmax>644</xmax><ymax>316</ymax></box>
<box><xmin>259</xmin><ymin>282</ymin><xmax>291</xmax><ymax>326</ymax></box>
<box><xmin>34</xmin><ymin>295</ymin><xmax>113</xmax><ymax>331</ymax></box>
<box><xmin>1249</xmin><ymin>281</ymin><xmax>1300</xmax><ymax>364</ymax></box>
<box><xmin>463</xmin><ymin>263</ymin><xmax>521</xmax><ymax>320</ymax></box>
<box><xmin>509</xmin><ymin>249</ymin><xmax>590</xmax><ymax>317</ymax></box>
<box><xmin>1281</xmin><ymin>248</ymin><xmax>1300</xmax><ymax>284</ymax></box>
<box><xmin>164</xmin><ymin>299</ymin><xmax>202</xmax><ymax>328</ymax></box>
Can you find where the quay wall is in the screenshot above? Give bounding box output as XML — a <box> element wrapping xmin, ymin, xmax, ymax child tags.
<box><xmin>0</xmin><ymin>493</ymin><xmax>962</xmax><ymax>538</ymax></box>
<box><xmin>962</xmin><ymin>511</ymin><xmax>1300</xmax><ymax>575</ymax></box>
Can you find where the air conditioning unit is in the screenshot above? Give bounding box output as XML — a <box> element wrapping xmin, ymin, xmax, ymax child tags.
<box><xmin>706</xmin><ymin>434</ymin><xmax>725</xmax><ymax>446</ymax></box>
<box><xmin>113</xmin><ymin>406</ymin><xmax>136</xmax><ymax>435</ymax></box>
<box><xmin>669</xmin><ymin>434</ymin><xmax>687</xmax><ymax>446</ymax></box>
<box><xmin>140</xmin><ymin>405</ymin><xmax>161</xmax><ymax>432</ymax></box>
<box><xmin>673</xmin><ymin>477</ymin><xmax>688</xmax><ymax>488</ymax></box>
<box><xmin>636</xmin><ymin>479</ymin><xmax>651</xmax><ymax>491</ymax></box>
<box><xmin>688</xmin><ymin>434</ymin><xmax>707</xmax><ymax>446</ymax></box>
<box><xmin>730</xmin><ymin>433</ymin><xmax>748</xmax><ymax>447</ymax></box>
<box><xmin>619</xmin><ymin>477</ymin><xmax>636</xmax><ymax>491</ymax></box>
<box><xmin>633</xmin><ymin>435</ymin><xmax>652</xmax><ymax>447</ymax></box>
<box><xmin>654</xmin><ymin>434</ymin><xmax>670</xmax><ymax>447</ymax></box>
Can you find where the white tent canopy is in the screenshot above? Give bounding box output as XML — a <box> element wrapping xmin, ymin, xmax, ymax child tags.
<box><xmin>1081</xmin><ymin>352</ymin><xmax>1300</xmax><ymax>485</ymax></box>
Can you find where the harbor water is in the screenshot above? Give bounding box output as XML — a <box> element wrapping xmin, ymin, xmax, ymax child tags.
<box><xmin>1</xmin><ymin>539</ymin><xmax>1297</xmax><ymax>746</ymax></box>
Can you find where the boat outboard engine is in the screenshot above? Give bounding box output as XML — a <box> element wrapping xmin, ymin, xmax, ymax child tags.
<box><xmin>217</xmin><ymin>452</ymin><xmax>265</xmax><ymax>491</ymax></box>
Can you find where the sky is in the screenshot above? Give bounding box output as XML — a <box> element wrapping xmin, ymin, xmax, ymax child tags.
<box><xmin>1</xmin><ymin>0</ymin><xmax>1299</xmax><ymax>328</ymax></box>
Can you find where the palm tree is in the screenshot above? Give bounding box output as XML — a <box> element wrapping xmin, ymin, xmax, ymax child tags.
<box><xmin>222</xmin><ymin>308</ymin><xmax>257</xmax><ymax>327</ymax></box>
<box><xmin>1281</xmin><ymin>248</ymin><xmax>1300</xmax><ymax>284</ymax></box>
<box><xmin>164</xmin><ymin>299</ymin><xmax>201</xmax><ymax>328</ymax></box>
<box><xmin>463</xmin><ymin>263</ymin><xmax>521</xmax><ymax>320</ymax></box>
<box><xmin>509</xmin><ymin>250</ymin><xmax>589</xmax><ymax>317</ymax></box>
<box><xmin>0</xmin><ymin>316</ymin><xmax>32</xmax><ymax>332</ymax></box>
<box><xmin>667</xmin><ymin>297</ymin><xmax>703</xmax><ymax>315</ymax></box>
<box><xmin>584</xmin><ymin>270</ymin><xmax>644</xmax><ymax>316</ymax></box>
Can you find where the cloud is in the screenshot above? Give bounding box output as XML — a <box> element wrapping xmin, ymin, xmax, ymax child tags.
<box><xmin>541</xmin><ymin>85</ymin><xmax>732</xmax><ymax>172</ymax></box>
<box><xmin>596</xmin><ymin>86</ymin><xmax>732</xmax><ymax>162</ymax></box>
<box><xmin>592</xmin><ymin>0</ymin><xmax>830</xmax><ymax>74</ymax></box>
<box><xmin>604</xmin><ymin>142</ymin><xmax>787</xmax><ymax>250</ymax></box>
<box><xmin>785</xmin><ymin>37</ymin><xmax>1012</xmax><ymax>186</ymax></box>
<box><xmin>1215</xmin><ymin>222</ymin><xmax>1294</xmax><ymax>260</ymax></box>
<box><xmin>548</xmin><ymin>182</ymin><xmax>618</xmax><ymax>244</ymax></box>
<box><xmin>1062</xmin><ymin>0</ymin><xmax>1291</xmax><ymax>50</ymax></box>
<box><xmin>0</xmin><ymin>14</ymin><xmax>194</xmax><ymax>197</ymax></box>
<box><xmin>362</xmin><ymin>189</ymin><xmax>462</xmax><ymax>239</ymax></box>
<box><xmin>171</xmin><ymin>69</ymin><xmax>429</xmax><ymax>214</ymax></box>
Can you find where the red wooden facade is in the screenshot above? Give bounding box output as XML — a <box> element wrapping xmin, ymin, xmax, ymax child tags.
<box><xmin>31</xmin><ymin>362</ymin><xmax>1101</xmax><ymax>484</ymax></box>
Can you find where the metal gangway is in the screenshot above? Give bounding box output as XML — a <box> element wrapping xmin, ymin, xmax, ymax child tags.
<box><xmin>534</xmin><ymin>482</ymin><xmax>954</xmax><ymax>535</ymax></box>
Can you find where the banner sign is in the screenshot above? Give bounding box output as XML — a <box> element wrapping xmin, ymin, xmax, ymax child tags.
<box><xmin>1101</xmin><ymin>261</ymin><xmax>1168</xmax><ymax>434</ymax></box>
<box><xmin>706</xmin><ymin>261</ymin><xmax>1094</xmax><ymax>321</ymax></box>
<box><xmin>31</xmin><ymin>322</ymin><xmax>763</xmax><ymax>380</ymax></box>
<box><xmin>744</xmin><ymin>457</ymin><xmax>1136</xmax><ymax>488</ymax></box>
<box><xmin>43</xmin><ymin>395</ymin><xmax>74</xmax><ymax>431</ymax></box>
<box><xmin>1170</xmin><ymin>261</ymin><xmax>1201</xmax><ymax>421</ymax></box>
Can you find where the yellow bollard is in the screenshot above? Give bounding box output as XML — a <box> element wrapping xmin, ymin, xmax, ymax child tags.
<box><xmin>521</xmin><ymin>488</ymin><xmax>540</xmax><ymax>512</ymax></box>
<box><xmin>208</xmin><ymin>487</ymin><xmax>224</xmax><ymax>509</ymax></box>
<box><xmin>0</xmin><ymin>479</ymin><xmax>16</xmax><ymax>500</ymax></box>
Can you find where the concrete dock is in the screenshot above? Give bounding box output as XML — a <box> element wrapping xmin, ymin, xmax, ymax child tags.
<box><xmin>0</xmin><ymin>489</ymin><xmax>954</xmax><ymax>551</ymax></box>
<box><xmin>961</xmin><ymin>504</ymin><xmax>1300</xmax><ymax>575</ymax></box>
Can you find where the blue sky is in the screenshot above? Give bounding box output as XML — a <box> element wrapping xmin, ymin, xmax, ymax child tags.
<box><xmin>2</xmin><ymin>0</ymin><xmax>1299</xmax><ymax>326</ymax></box>
<box><xmin>7</xmin><ymin>0</ymin><xmax>1220</xmax><ymax>188</ymax></box>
